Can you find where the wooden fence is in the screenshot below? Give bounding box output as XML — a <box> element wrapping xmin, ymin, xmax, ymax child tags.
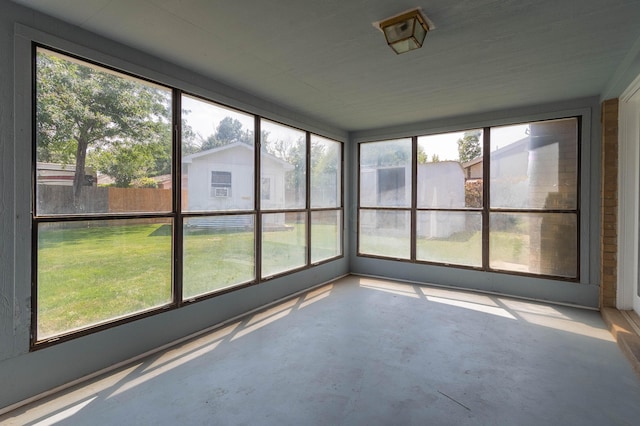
<box><xmin>37</xmin><ymin>185</ymin><xmax>172</xmax><ymax>215</ymax></box>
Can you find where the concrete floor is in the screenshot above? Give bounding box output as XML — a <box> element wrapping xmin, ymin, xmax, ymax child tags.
<box><xmin>3</xmin><ymin>275</ymin><xmax>640</xmax><ymax>425</ymax></box>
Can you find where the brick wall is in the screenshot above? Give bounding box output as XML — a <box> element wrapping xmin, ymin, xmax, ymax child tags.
<box><xmin>528</xmin><ymin>119</ymin><xmax>579</xmax><ymax>277</ymax></box>
<box><xmin>601</xmin><ymin>99</ymin><xmax>619</xmax><ymax>308</ymax></box>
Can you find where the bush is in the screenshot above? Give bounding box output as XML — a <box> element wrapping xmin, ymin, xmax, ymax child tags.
<box><xmin>465</xmin><ymin>179</ymin><xmax>482</xmax><ymax>208</ymax></box>
<box><xmin>133</xmin><ymin>177</ymin><xmax>158</xmax><ymax>188</ymax></box>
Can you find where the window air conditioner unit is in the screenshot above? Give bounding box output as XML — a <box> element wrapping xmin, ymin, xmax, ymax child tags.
<box><xmin>214</xmin><ymin>187</ymin><xmax>230</xmax><ymax>197</ymax></box>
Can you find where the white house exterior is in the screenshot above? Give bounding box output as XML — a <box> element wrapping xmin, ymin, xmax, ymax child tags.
<box><xmin>360</xmin><ymin>161</ymin><xmax>467</xmax><ymax>238</ymax></box>
<box><xmin>461</xmin><ymin>135</ymin><xmax>564</xmax><ymax>209</ymax></box>
<box><xmin>416</xmin><ymin>161</ymin><xmax>466</xmax><ymax>239</ymax></box>
<box><xmin>182</xmin><ymin>142</ymin><xmax>294</xmax><ymax>228</ymax></box>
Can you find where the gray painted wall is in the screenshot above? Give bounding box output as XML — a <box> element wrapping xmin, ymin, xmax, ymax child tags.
<box><xmin>0</xmin><ymin>1</ymin><xmax>348</xmax><ymax>410</ymax></box>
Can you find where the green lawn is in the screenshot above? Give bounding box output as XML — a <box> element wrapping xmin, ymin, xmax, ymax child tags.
<box><xmin>38</xmin><ymin>220</ymin><xmax>526</xmax><ymax>339</ymax></box>
<box><xmin>37</xmin><ymin>222</ymin><xmax>173</xmax><ymax>339</ymax></box>
<box><xmin>359</xmin><ymin>232</ymin><xmax>411</xmax><ymax>259</ymax></box>
<box><xmin>37</xmin><ymin>221</ymin><xmax>342</xmax><ymax>338</ymax></box>
<box><xmin>183</xmin><ymin>227</ymin><xmax>255</xmax><ymax>299</ymax></box>
<box><xmin>490</xmin><ymin>231</ymin><xmax>530</xmax><ymax>268</ymax></box>
<box><xmin>361</xmin><ymin>229</ymin><xmax>530</xmax><ymax>269</ymax></box>
<box><xmin>417</xmin><ymin>231</ymin><xmax>482</xmax><ymax>266</ymax></box>
<box><xmin>261</xmin><ymin>223</ymin><xmax>306</xmax><ymax>277</ymax></box>
<box><xmin>311</xmin><ymin>222</ymin><xmax>341</xmax><ymax>263</ymax></box>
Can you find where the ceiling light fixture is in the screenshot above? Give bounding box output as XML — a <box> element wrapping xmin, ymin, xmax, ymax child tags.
<box><xmin>375</xmin><ymin>8</ymin><xmax>433</xmax><ymax>54</ymax></box>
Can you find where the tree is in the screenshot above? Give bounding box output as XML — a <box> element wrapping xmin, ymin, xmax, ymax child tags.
<box><xmin>311</xmin><ymin>140</ymin><xmax>338</xmax><ymax>176</ymax></box>
<box><xmin>263</xmin><ymin>135</ymin><xmax>307</xmax><ymax>204</ymax></box>
<box><xmin>417</xmin><ymin>144</ymin><xmax>428</xmax><ymax>164</ymax></box>
<box><xmin>181</xmin><ymin>111</ymin><xmax>200</xmax><ymax>156</ymax></box>
<box><xmin>359</xmin><ymin>140</ymin><xmax>411</xmax><ymax>168</ymax></box>
<box><xmin>36</xmin><ymin>49</ymin><xmax>171</xmax><ymax>197</ymax></box>
<box><xmin>200</xmin><ymin>117</ymin><xmax>253</xmax><ymax>150</ymax></box>
<box><xmin>457</xmin><ymin>130</ymin><xmax>482</xmax><ymax>163</ymax></box>
<box><xmin>89</xmin><ymin>139</ymin><xmax>170</xmax><ymax>187</ymax></box>
<box><xmin>215</xmin><ymin>117</ymin><xmax>246</xmax><ymax>143</ymax></box>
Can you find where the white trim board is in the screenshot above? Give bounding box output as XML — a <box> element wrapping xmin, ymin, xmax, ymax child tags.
<box><xmin>618</xmin><ymin>74</ymin><xmax>640</xmax><ymax>313</ymax></box>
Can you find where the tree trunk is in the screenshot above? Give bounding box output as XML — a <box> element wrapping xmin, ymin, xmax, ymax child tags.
<box><xmin>73</xmin><ymin>136</ymin><xmax>89</xmax><ymax>203</ymax></box>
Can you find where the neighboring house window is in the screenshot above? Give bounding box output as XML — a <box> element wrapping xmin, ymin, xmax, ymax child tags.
<box><xmin>377</xmin><ymin>167</ymin><xmax>405</xmax><ymax>206</ymax></box>
<box><xmin>211</xmin><ymin>171</ymin><xmax>232</xmax><ymax>197</ymax></box>
<box><xmin>358</xmin><ymin>118</ymin><xmax>579</xmax><ymax>280</ymax></box>
<box><xmin>261</xmin><ymin>177</ymin><xmax>271</xmax><ymax>200</ymax></box>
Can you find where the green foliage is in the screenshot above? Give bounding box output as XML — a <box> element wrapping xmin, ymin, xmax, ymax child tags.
<box><xmin>465</xmin><ymin>180</ymin><xmax>483</xmax><ymax>208</ymax></box>
<box><xmin>90</xmin><ymin>141</ymin><xmax>168</xmax><ymax>187</ymax></box>
<box><xmin>201</xmin><ymin>117</ymin><xmax>253</xmax><ymax>150</ymax></box>
<box><xmin>263</xmin><ymin>135</ymin><xmax>307</xmax><ymax>203</ymax></box>
<box><xmin>417</xmin><ymin>144</ymin><xmax>428</xmax><ymax>164</ymax></box>
<box><xmin>311</xmin><ymin>139</ymin><xmax>339</xmax><ymax>185</ymax></box>
<box><xmin>360</xmin><ymin>140</ymin><xmax>411</xmax><ymax>168</ymax></box>
<box><xmin>457</xmin><ymin>130</ymin><xmax>482</xmax><ymax>163</ymax></box>
<box><xmin>430</xmin><ymin>154</ymin><xmax>441</xmax><ymax>163</ymax></box>
<box><xmin>180</xmin><ymin>110</ymin><xmax>201</xmax><ymax>156</ymax></box>
<box><xmin>134</xmin><ymin>177</ymin><xmax>159</xmax><ymax>188</ymax></box>
<box><xmin>36</xmin><ymin>49</ymin><xmax>172</xmax><ymax>197</ymax></box>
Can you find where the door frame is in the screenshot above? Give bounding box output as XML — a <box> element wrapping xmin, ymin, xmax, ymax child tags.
<box><xmin>618</xmin><ymin>73</ymin><xmax>640</xmax><ymax>313</ymax></box>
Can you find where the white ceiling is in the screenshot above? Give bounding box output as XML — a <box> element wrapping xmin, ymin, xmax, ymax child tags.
<box><xmin>12</xmin><ymin>0</ymin><xmax>640</xmax><ymax>131</ymax></box>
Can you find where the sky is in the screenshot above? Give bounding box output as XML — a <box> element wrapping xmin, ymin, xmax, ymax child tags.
<box><xmin>419</xmin><ymin>124</ymin><xmax>530</xmax><ymax>161</ymax></box>
<box><xmin>182</xmin><ymin>94</ymin><xmax>307</xmax><ymax>144</ymax></box>
<box><xmin>182</xmin><ymin>94</ymin><xmax>254</xmax><ymax>142</ymax></box>
<box><xmin>182</xmin><ymin>93</ymin><xmax>530</xmax><ymax>156</ymax></box>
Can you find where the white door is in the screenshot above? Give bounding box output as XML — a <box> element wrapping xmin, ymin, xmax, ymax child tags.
<box><xmin>619</xmin><ymin>74</ymin><xmax>640</xmax><ymax>314</ymax></box>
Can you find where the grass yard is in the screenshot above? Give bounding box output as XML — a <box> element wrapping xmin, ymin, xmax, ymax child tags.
<box><xmin>183</xmin><ymin>227</ymin><xmax>255</xmax><ymax>299</ymax></box>
<box><xmin>37</xmin><ymin>220</ymin><xmax>343</xmax><ymax>338</ymax></box>
<box><xmin>361</xmin><ymin>228</ymin><xmax>531</xmax><ymax>270</ymax></box>
<box><xmin>311</xmin><ymin>222</ymin><xmax>341</xmax><ymax>263</ymax></box>
<box><xmin>417</xmin><ymin>231</ymin><xmax>482</xmax><ymax>266</ymax></box>
<box><xmin>37</xmin><ymin>221</ymin><xmax>173</xmax><ymax>339</ymax></box>
<box><xmin>37</xmin><ymin>217</ymin><xmax>527</xmax><ymax>339</ymax></box>
<box><xmin>261</xmin><ymin>222</ymin><xmax>307</xmax><ymax>277</ymax></box>
<box><xmin>359</xmin><ymin>232</ymin><xmax>411</xmax><ymax>259</ymax></box>
<box><xmin>490</xmin><ymin>231</ymin><xmax>530</xmax><ymax>268</ymax></box>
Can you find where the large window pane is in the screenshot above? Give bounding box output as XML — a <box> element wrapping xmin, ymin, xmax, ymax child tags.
<box><xmin>261</xmin><ymin>212</ymin><xmax>307</xmax><ymax>277</ymax></box>
<box><xmin>418</xmin><ymin>130</ymin><xmax>483</xmax><ymax>208</ymax></box>
<box><xmin>311</xmin><ymin>135</ymin><xmax>341</xmax><ymax>208</ymax></box>
<box><xmin>360</xmin><ymin>139</ymin><xmax>412</xmax><ymax>208</ymax></box>
<box><xmin>183</xmin><ymin>215</ymin><xmax>255</xmax><ymax>299</ymax></box>
<box><xmin>490</xmin><ymin>118</ymin><xmax>578</xmax><ymax>209</ymax></box>
<box><xmin>489</xmin><ymin>212</ymin><xmax>577</xmax><ymax>277</ymax></box>
<box><xmin>311</xmin><ymin>210</ymin><xmax>341</xmax><ymax>263</ymax></box>
<box><xmin>37</xmin><ymin>219</ymin><xmax>172</xmax><ymax>339</ymax></box>
<box><xmin>417</xmin><ymin>211</ymin><xmax>482</xmax><ymax>267</ymax></box>
<box><xmin>260</xmin><ymin>120</ymin><xmax>306</xmax><ymax>210</ymax></box>
<box><xmin>359</xmin><ymin>210</ymin><xmax>411</xmax><ymax>259</ymax></box>
<box><xmin>36</xmin><ymin>48</ymin><xmax>172</xmax><ymax>215</ymax></box>
<box><xmin>181</xmin><ymin>95</ymin><xmax>254</xmax><ymax>212</ymax></box>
